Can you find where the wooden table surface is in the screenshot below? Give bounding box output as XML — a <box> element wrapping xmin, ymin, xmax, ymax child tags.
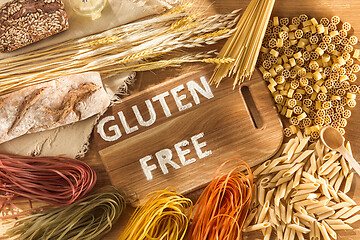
<box><xmin>3</xmin><ymin>0</ymin><xmax>360</xmax><ymax>239</ymax></box>
<box><xmin>82</xmin><ymin>0</ymin><xmax>360</xmax><ymax>239</ymax></box>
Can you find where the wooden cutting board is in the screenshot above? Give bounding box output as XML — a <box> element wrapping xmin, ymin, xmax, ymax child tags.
<box><xmin>94</xmin><ymin>66</ymin><xmax>283</xmax><ymax>201</ymax></box>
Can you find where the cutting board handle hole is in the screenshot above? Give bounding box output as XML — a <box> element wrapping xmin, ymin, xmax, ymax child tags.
<box><xmin>240</xmin><ymin>86</ymin><xmax>264</xmax><ymax>129</ymax></box>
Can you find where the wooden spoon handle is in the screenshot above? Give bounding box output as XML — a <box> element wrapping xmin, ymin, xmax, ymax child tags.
<box><xmin>339</xmin><ymin>145</ymin><xmax>360</xmax><ymax>177</ymax></box>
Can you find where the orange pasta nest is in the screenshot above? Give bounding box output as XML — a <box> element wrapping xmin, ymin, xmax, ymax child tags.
<box><xmin>188</xmin><ymin>160</ymin><xmax>254</xmax><ymax>240</ymax></box>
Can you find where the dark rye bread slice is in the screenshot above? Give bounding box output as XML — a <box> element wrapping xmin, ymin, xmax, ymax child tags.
<box><xmin>0</xmin><ymin>0</ymin><xmax>69</xmax><ymax>53</ymax></box>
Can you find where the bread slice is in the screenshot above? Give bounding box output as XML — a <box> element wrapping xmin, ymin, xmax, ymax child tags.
<box><xmin>0</xmin><ymin>0</ymin><xmax>69</xmax><ymax>52</ymax></box>
<box><xmin>0</xmin><ymin>72</ymin><xmax>110</xmax><ymax>144</ymax></box>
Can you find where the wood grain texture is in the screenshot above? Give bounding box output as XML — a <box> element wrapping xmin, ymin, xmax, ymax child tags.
<box><xmin>95</xmin><ymin>67</ymin><xmax>283</xmax><ymax>202</ymax></box>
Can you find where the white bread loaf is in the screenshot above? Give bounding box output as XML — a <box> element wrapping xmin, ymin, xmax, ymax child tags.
<box><xmin>0</xmin><ymin>72</ymin><xmax>110</xmax><ymax>144</ymax></box>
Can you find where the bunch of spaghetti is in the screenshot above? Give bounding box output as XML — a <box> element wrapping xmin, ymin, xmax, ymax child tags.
<box><xmin>119</xmin><ymin>189</ymin><xmax>193</xmax><ymax>240</ymax></box>
<box><xmin>210</xmin><ymin>0</ymin><xmax>276</xmax><ymax>88</ymax></box>
<box><xmin>189</xmin><ymin>160</ymin><xmax>254</xmax><ymax>240</ymax></box>
<box><xmin>4</xmin><ymin>191</ymin><xmax>126</xmax><ymax>240</ymax></box>
<box><xmin>0</xmin><ymin>153</ymin><xmax>96</xmax><ymax>218</ymax></box>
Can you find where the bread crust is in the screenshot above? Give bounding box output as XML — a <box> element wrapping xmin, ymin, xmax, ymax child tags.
<box><xmin>0</xmin><ymin>72</ymin><xmax>110</xmax><ymax>144</ymax></box>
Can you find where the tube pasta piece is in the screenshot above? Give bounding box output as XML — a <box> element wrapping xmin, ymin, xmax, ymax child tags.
<box><xmin>325</xmin><ymin>219</ymin><xmax>345</xmax><ymax>225</ymax></box>
<box><xmin>286</xmin><ymin>202</ymin><xmax>293</xmax><ymax>224</ymax></box>
<box><xmin>274</xmin><ymin>201</ymin><xmax>281</xmax><ymax>220</ymax></box>
<box><xmin>309</xmin><ymin>222</ymin><xmax>315</xmax><ymax>240</ymax></box>
<box><xmin>331</xmin><ymin>202</ymin><xmax>352</xmax><ymax>211</ymax></box>
<box><xmin>329</xmin><ymin>172</ymin><xmax>340</xmax><ymax>187</ymax></box>
<box><xmin>328</xmin><ymin>185</ymin><xmax>340</xmax><ymax>203</ymax></box>
<box><xmin>302</xmin><ymin>171</ymin><xmax>317</xmax><ymax>182</ymax></box>
<box><xmin>288</xmin><ymin>224</ymin><xmax>310</xmax><ymax>233</ymax></box>
<box><xmin>291</xmin><ymin>193</ymin><xmax>313</xmax><ymax>203</ymax></box>
<box><xmin>344</xmin><ymin>172</ymin><xmax>354</xmax><ymax>193</ymax></box>
<box><xmin>307</xmin><ymin>206</ymin><xmax>334</xmax><ymax>215</ymax></box>
<box><xmin>265</xmin><ymin>188</ymin><xmax>275</xmax><ymax>204</ymax></box>
<box><xmin>258</xmin><ymin>185</ymin><xmax>266</xmax><ymax>206</ymax></box>
<box><xmin>269</xmin><ymin>207</ymin><xmax>280</xmax><ymax>227</ymax></box>
<box><xmin>243</xmin><ymin>222</ymin><xmax>271</xmax><ymax>232</ymax></box>
<box><xmin>296</xmin><ymin>182</ymin><xmax>320</xmax><ymax>190</ymax></box>
<box><xmin>318</xmin><ymin>210</ymin><xmax>336</xmax><ymax>221</ymax></box>
<box><xmin>292</xmin><ymin>167</ymin><xmax>303</xmax><ymax>188</ymax></box>
<box><xmin>278</xmin><ymin>183</ymin><xmax>287</xmax><ymax>202</ymax></box>
<box><xmin>283</xmin><ymin>138</ymin><xmax>296</xmax><ymax>154</ymax></box>
<box><xmin>243</xmin><ymin>208</ymin><xmax>258</xmax><ymax>229</ymax></box>
<box><xmin>314</xmin><ymin>221</ymin><xmax>321</xmax><ymax>239</ymax></box>
<box><xmin>295</xmin><ymin>137</ymin><xmax>310</xmax><ymax>153</ymax></box>
<box><xmin>309</xmin><ymin>154</ymin><xmax>318</xmax><ymax>174</ymax></box>
<box><xmin>285</xmin><ymin>180</ymin><xmax>294</xmax><ymax>200</ymax></box>
<box><xmin>317</xmin><ymin>222</ymin><xmax>331</xmax><ymax>240</ymax></box>
<box><xmin>308</xmin><ymin>193</ymin><xmax>322</xmax><ymax>199</ymax></box>
<box><xmin>253</xmin><ymin>160</ymin><xmax>271</xmax><ymax>176</ymax></box>
<box><xmin>263</xmin><ymin>226</ymin><xmax>272</xmax><ymax>240</ymax></box>
<box><xmin>331</xmin><ymin>206</ymin><xmax>352</xmax><ymax>219</ymax></box>
<box><xmin>292</xmin><ymin>150</ymin><xmax>314</xmax><ymax>164</ymax></box>
<box><xmin>319</xmin><ymin>153</ymin><xmax>340</xmax><ymax>174</ymax></box>
<box><xmin>270</xmin><ymin>164</ymin><xmax>295</xmax><ymax>173</ymax></box>
<box><xmin>334</xmin><ymin>172</ymin><xmax>345</xmax><ymax>192</ymax></box>
<box><xmin>293</xmin><ymin>215</ymin><xmax>300</xmax><ymax>225</ymax></box>
<box><xmin>294</xmin><ymin>199</ymin><xmax>319</xmax><ymax>209</ymax></box>
<box><xmin>338</xmin><ymin>191</ymin><xmax>357</xmax><ymax>205</ymax></box>
<box><xmin>314</xmin><ymin>140</ymin><xmax>324</xmax><ymax>159</ymax></box>
<box><xmin>320</xmin><ymin>162</ymin><xmax>340</xmax><ymax>176</ymax></box>
<box><xmin>280</xmin><ymin>201</ymin><xmax>287</xmax><ymax>223</ymax></box>
<box><xmin>344</xmin><ymin>214</ymin><xmax>360</xmax><ymax>224</ymax></box>
<box><xmin>276</xmin><ymin>226</ymin><xmax>283</xmax><ymax>240</ymax></box>
<box><xmin>306</xmin><ymin>198</ymin><xmax>331</xmax><ymax>211</ymax></box>
<box><xmin>257</xmin><ymin>201</ymin><xmax>270</xmax><ymax>223</ymax></box>
<box><xmin>340</xmin><ymin>206</ymin><xmax>360</xmax><ymax>219</ymax></box>
<box><xmin>283</xmin><ymin>226</ymin><xmax>291</xmax><ymax>240</ymax></box>
<box><xmin>318</xmin><ymin>178</ymin><xmax>332</xmax><ymax>199</ymax></box>
<box><xmin>283</xmin><ymin>163</ymin><xmax>304</xmax><ymax>177</ymax></box>
<box><xmin>295</xmin><ymin>212</ymin><xmax>316</xmax><ymax>223</ymax></box>
<box><xmin>330</xmin><ymin>223</ymin><xmax>353</xmax><ymax>230</ymax></box>
<box><xmin>271</xmin><ymin>170</ymin><xmax>288</xmax><ymax>184</ymax></box>
<box><xmin>261</xmin><ymin>156</ymin><xmax>287</xmax><ymax>175</ymax></box>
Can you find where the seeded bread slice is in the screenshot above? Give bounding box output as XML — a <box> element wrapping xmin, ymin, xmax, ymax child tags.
<box><xmin>0</xmin><ymin>0</ymin><xmax>69</xmax><ymax>53</ymax></box>
<box><xmin>0</xmin><ymin>72</ymin><xmax>110</xmax><ymax>144</ymax></box>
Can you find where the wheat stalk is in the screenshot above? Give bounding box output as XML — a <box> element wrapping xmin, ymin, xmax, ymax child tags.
<box><xmin>0</xmin><ymin>5</ymin><xmax>241</xmax><ymax>96</ymax></box>
<box><xmin>102</xmin><ymin>54</ymin><xmax>234</xmax><ymax>73</ymax></box>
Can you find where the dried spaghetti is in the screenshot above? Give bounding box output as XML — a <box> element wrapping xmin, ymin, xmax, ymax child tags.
<box><xmin>118</xmin><ymin>189</ymin><xmax>193</xmax><ymax>240</ymax></box>
<box><xmin>189</xmin><ymin>160</ymin><xmax>254</xmax><ymax>240</ymax></box>
<box><xmin>4</xmin><ymin>191</ymin><xmax>126</xmax><ymax>240</ymax></box>
<box><xmin>0</xmin><ymin>153</ymin><xmax>96</xmax><ymax>216</ymax></box>
<box><xmin>210</xmin><ymin>0</ymin><xmax>275</xmax><ymax>87</ymax></box>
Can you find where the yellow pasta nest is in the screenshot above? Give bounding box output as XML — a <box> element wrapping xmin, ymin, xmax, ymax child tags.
<box><xmin>258</xmin><ymin>15</ymin><xmax>360</xmax><ymax>141</ymax></box>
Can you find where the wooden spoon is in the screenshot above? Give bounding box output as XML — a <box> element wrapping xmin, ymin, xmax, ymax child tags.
<box><xmin>320</xmin><ymin>126</ymin><xmax>360</xmax><ymax>176</ymax></box>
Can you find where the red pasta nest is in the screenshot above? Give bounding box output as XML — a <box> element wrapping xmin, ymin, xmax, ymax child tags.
<box><xmin>0</xmin><ymin>153</ymin><xmax>96</xmax><ymax>217</ymax></box>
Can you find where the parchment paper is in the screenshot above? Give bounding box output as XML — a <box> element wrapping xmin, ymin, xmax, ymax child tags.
<box><xmin>0</xmin><ymin>0</ymin><xmax>176</xmax><ymax>158</ymax></box>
